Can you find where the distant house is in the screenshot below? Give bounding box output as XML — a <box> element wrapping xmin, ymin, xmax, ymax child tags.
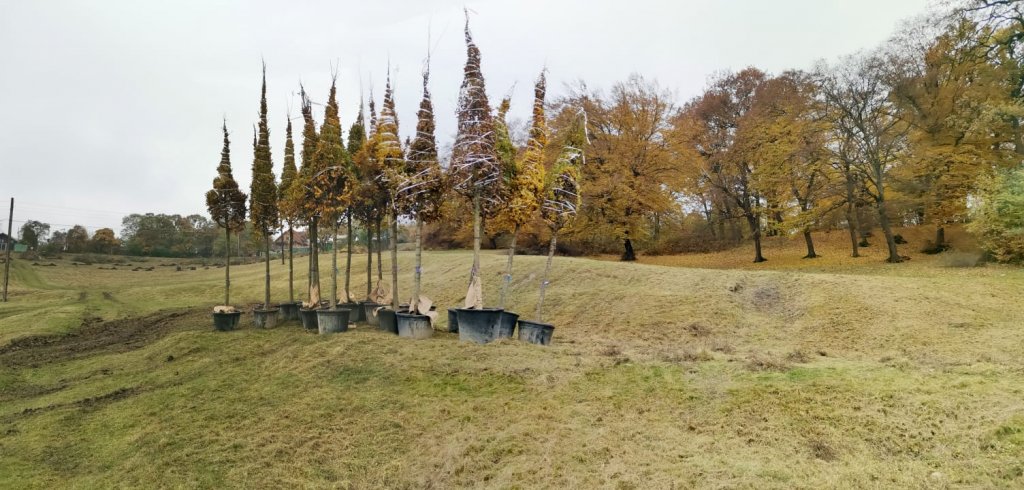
<box><xmin>0</xmin><ymin>233</ymin><xmax>13</xmax><ymax>251</ymax></box>
<box><xmin>274</xmin><ymin>228</ymin><xmax>310</xmax><ymax>254</ymax></box>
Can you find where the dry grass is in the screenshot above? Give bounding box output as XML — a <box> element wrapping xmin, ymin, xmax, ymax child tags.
<box><xmin>2</xmin><ymin>236</ymin><xmax>1024</xmax><ymax>488</ymax></box>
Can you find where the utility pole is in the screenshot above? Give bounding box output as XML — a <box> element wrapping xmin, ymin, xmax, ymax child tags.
<box><xmin>3</xmin><ymin>198</ymin><xmax>13</xmax><ymax>302</ymax></box>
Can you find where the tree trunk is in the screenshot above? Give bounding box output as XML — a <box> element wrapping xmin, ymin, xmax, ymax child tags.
<box><xmin>330</xmin><ymin>224</ymin><xmax>338</xmax><ymax>309</ymax></box>
<box><xmin>802</xmin><ymin>230</ymin><xmax>818</xmax><ymax>259</ymax></box>
<box><xmin>747</xmin><ymin>214</ymin><xmax>766</xmax><ymax>263</ymax></box>
<box><xmin>536</xmin><ymin>231</ymin><xmax>558</xmax><ymax>322</ymax></box>
<box><xmin>391</xmin><ymin>211</ymin><xmax>399</xmax><ymax>311</ymax></box>
<box><xmin>499</xmin><ymin>224</ymin><xmax>519</xmax><ymax>309</ymax></box>
<box><xmin>935</xmin><ymin>226</ymin><xmax>946</xmax><ymax>250</ymax></box>
<box><xmin>622</xmin><ymin>237</ymin><xmax>636</xmax><ymax>261</ymax></box>
<box><xmin>413</xmin><ymin>215</ymin><xmax>423</xmax><ymax>312</ymax></box>
<box><xmin>308</xmin><ymin>217</ymin><xmax>321</xmax><ymax>304</ymax></box>
<box><xmin>288</xmin><ymin>225</ymin><xmax>294</xmax><ymax>303</ymax></box>
<box><xmin>471</xmin><ymin>192</ymin><xmax>482</xmax><ymax>308</ymax></box>
<box><xmin>376</xmin><ymin>218</ymin><xmax>383</xmax><ymax>283</ymax></box>
<box><xmin>264</xmin><ymin>235</ymin><xmax>271</xmax><ymax>308</ymax></box>
<box><xmin>876</xmin><ymin>199</ymin><xmax>901</xmax><ymax>263</ymax></box>
<box><xmin>345</xmin><ymin>209</ymin><xmax>353</xmax><ymax>302</ymax></box>
<box><xmin>365</xmin><ymin>222</ymin><xmax>372</xmax><ymax>300</ymax></box>
<box><xmin>225</xmin><ymin>227</ymin><xmax>231</xmax><ymax>306</ymax></box>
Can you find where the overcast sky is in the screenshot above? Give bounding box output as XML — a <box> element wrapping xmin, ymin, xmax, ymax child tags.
<box><xmin>0</xmin><ymin>0</ymin><xmax>933</xmax><ymax>236</ymax></box>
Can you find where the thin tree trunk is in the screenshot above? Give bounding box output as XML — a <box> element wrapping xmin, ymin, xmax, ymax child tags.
<box><xmin>844</xmin><ymin>170</ymin><xmax>861</xmax><ymax>258</ymax></box>
<box><xmin>413</xmin><ymin>215</ymin><xmax>423</xmax><ymax>312</ymax></box>
<box><xmin>471</xmin><ymin>192</ymin><xmax>482</xmax><ymax>308</ymax></box>
<box><xmin>330</xmin><ymin>223</ymin><xmax>338</xmax><ymax>309</ymax></box>
<box><xmin>264</xmin><ymin>235</ymin><xmax>271</xmax><ymax>308</ymax></box>
<box><xmin>802</xmin><ymin>230</ymin><xmax>818</xmax><ymax>259</ymax></box>
<box><xmin>747</xmin><ymin>214</ymin><xmax>766</xmax><ymax>263</ymax></box>
<box><xmin>376</xmin><ymin>218</ymin><xmax>383</xmax><ymax>283</ymax></box>
<box><xmin>345</xmin><ymin>209</ymin><xmax>353</xmax><ymax>302</ymax></box>
<box><xmin>366</xmin><ymin>221</ymin><xmax>372</xmax><ymax>300</ymax></box>
<box><xmin>309</xmin><ymin>217</ymin><xmax>321</xmax><ymax>305</ymax></box>
<box><xmin>225</xmin><ymin>227</ymin><xmax>230</xmax><ymax>306</ymax></box>
<box><xmin>935</xmin><ymin>226</ymin><xmax>946</xmax><ymax>250</ymax></box>
<box><xmin>499</xmin><ymin>224</ymin><xmax>519</xmax><ymax>309</ymax></box>
<box><xmin>280</xmin><ymin>232</ymin><xmax>285</xmax><ymax>264</ymax></box>
<box><xmin>288</xmin><ymin>226</ymin><xmax>294</xmax><ymax>303</ymax></box>
<box><xmin>536</xmin><ymin>231</ymin><xmax>558</xmax><ymax>323</ymax></box>
<box><xmin>391</xmin><ymin>210</ymin><xmax>399</xmax><ymax>311</ymax></box>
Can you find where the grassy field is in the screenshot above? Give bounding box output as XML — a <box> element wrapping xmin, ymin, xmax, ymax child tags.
<box><xmin>2</xmin><ymin>230</ymin><xmax>1024</xmax><ymax>488</ymax></box>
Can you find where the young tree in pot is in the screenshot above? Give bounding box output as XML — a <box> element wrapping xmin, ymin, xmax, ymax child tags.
<box><xmin>277</xmin><ymin>114</ymin><xmax>301</xmax><ymax>321</ymax></box>
<box><xmin>311</xmin><ymin>77</ymin><xmax>353</xmax><ymax>334</ymax></box>
<box><xmin>494</xmin><ymin>71</ymin><xmax>548</xmax><ymax>312</ymax></box>
<box><xmin>342</xmin><ymin>104</ymin><xmax>367</xmax><ymax>320</ymax></box>
<box><xmin>395</xmin><ymin>62</ymin><xmax>446</xmax><ymax>339</ymax></box>
<box><xmin>375</xmin><ymin>73</ymin><xmax>408</xmax><ymax>335</ymax></box>
<box><xmin>286</xmin><ymin>86</ymin><xmax>323</xmax><ymax>329</ymax></box>
<box><xmin>249</xmin><ymin>65</ymin><xmax>281</xmax><ymax>329</ymax></box>
<box><xmin>450</xmin><ymin>12</ymin><xmax>507</xmax><ymax>343</ymax></box>
<box><xmin>353</xmin><ymin>97</ymin><xmax>390</xmax><ymax>325</ymax></box>
<box><xmin>520</xmin><ymin>112</ymin><xmax>586</xmax><ymax>345</ymax></box>
<box><xmin>206</xmin><ymin>120</ymin><xmax>248</xmax><ymax>331</ymax></box>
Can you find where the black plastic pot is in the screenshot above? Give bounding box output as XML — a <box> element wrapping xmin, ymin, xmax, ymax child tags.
<box><xmin>277</xmin><ymin>302</ymin><xmax>301</xmax><ymax>322</ymax></box>
<box><xmin>456</xmin><ymin>308</ymin><xmax>504</xmax><ymax>344</ymax></box>
<box><xmin>396</xmin><ymin>312</ymin><xmax>433</xmax><ymax>340</ymax></box>
<box><xmin>253</xmin><ymin>308</ymin><xmax>280</xmax><ymax>329</ymax></box>
<box><xmin>347</xmin><ymin>302</ymin><xmax>366</xmax><ymax>322</ymax></box>
<box><xmin>317</xmin><ymin>308</ymin><xmax>350</xmax><ymax>334</ymax></box>
<box><xmin>299</xmin><ymin>308</ymin><xmax>319</xmax><ymax>330</ymax></box>
<box><xmin>447</xmin><ymin>308</ymin><xmax>459</xmax><ymax>333</ymax></box>
<box><xmin>378</xmin><ymin>308</ymin><xmax>400</xmax><ymax>334</ymax></box>
<box><xmin>212</xmin><ymin>311</ymin><xmax>241</xmax><ymax>332</ymax></box>
<box><xmin>363</xmin><ymin>302</ymin><xmax>383</xmax><ymax>326</ymax></box>
<box><xmin>517</xmin><ymin>319</ymin><xmax>554</xmax><ymax>345</ymax></box>
<box><xmin>497</xmin><ymin>311</ymin><xmax>519</xmax><ymax>339</ymax></box>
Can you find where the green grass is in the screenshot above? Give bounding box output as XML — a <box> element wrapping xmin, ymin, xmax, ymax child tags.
<box><xmin>1</xmin><ymin>237</ymin><xmax>1024</xmax><ymax>488</ymax></box>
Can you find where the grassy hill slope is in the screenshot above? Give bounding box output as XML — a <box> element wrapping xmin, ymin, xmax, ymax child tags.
<box><xmin>1</xmin><ymin>239</ymin><xmax>1023</xmax><ymax>487</ymax></box>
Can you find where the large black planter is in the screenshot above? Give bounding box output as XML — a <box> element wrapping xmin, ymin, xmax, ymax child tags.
<box><xmin>317</xmin><ymin>308</ymin><xmax>350</xmax><ymax>334</ymax></box>
<box><xmin>277</xmin><ymin>302</ymin><xmax>301</xmax><ymax>322</ymax></box>
<box><xmin>396</xmin><ymin>312</ymin><xmax>433</xmax><ymax>339</ymax></box>
<box><xmin>378</xmin><ymin>308</ymin><xmax>400</xmax><ymax>334</ymax></box>
<box><xmin>253</xmin><ymin>308</ymin><xmax>280</xmax><ymax>329</ymax></box>
<box><xmin>498</xmin><ymin>311</ymin><xmax>519</xmax><ymax>339</ymax></box>
<box><xmin>363</xmin><ymin>302</ymin><xmax>383</xmax><ymax>326</ymax></box>
<box><xmin>456</xmin><ymin>308</ymin><xmax>504</xmax><ymax>344</ymax></box>
<box><xmin>447</xmin><ymin>308</ymin><xmax>459</xmax><ymax>333</ymax></box>
<box><xmin>299</xmin><ymin>308</ymin><xmax>319</xmax><ymax>330</ymax></box>
<box><xmin>212</xmin><ymin>311</ymin><xmax>241</xmax><ymax>332</ymax></box>
<box><xmin>347</xmin><ymin>302</ymin><xmax>366</xmax><ymax>322</ymax></box>
<box><xmin>517</xmin><ymin>319</ymin><xmax>554</xmax><ymax>345</ymax></box>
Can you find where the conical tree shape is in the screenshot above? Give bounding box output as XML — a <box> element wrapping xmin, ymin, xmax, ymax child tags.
<box><xmin>343</xmin><ymin>103</ymin><xmax>366</xmax><ymax>303</ymax></box>
<box><xmin>249</xmin><ymin>63</ymin><xmax>279</xmax><ymax>311</ymax></box>
<box><xmin>451</xmin><ymin>12</ymin><xmax>501</xmax><ymax>309</ymax></box>
<box><xmin>206</xmin><ymin>120</ymin><xmax>248</xmax><ymax>307</ymax></box>
<box><xmin>288</xmin><ymin>85</ymin><xmax>322</xmax><ymax>306</ymax></box>
<box><xmin>377</xmin><ymin>73</ymin><xmax>405</xmax><ymax>311</ymax></box>
<box><xmin>311</xmin><ymin>78</ymin><xmax>352</xmax><ymax>310</ymax></box>
<box><xmin>498</xmin><ymin>71</ymin><xmax>548</xmax><ymax>308</ymax></box>
<box><xmin>279</xmin><ymin>116</ymin><xmax>298</xmax><ymax>303</ymax></box>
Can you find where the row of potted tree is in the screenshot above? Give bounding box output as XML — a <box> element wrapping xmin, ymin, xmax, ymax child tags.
<box><xmin>204</xmin><ymin>15</ymin><xmax>584</xmax><ymax>344</ymax></box>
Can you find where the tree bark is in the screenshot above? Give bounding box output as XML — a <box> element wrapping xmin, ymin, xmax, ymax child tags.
<box><xmin>536</xmin><ymin>231</ymin><xmax>558</xmax><ymax>322</ymax></box>
<box><xmin>391</xmin><ymin>211</ymin><xmax>400</xmax><ymax>311</ymax></box>
<box><xmin>365</xmin><ymin>222</ymin><xmax>372</xmax><ymax>300</ymax></box>
<box><xmin>621</xmin><ymin>231</ymin><xmax>636</xmax><ymax>261</ymax></box>
<box><xmin>376</xmin><ymin>218</ymin><xmax>383</xmax><ymax>283</ymax></box>
<box><xmin>288</xmin><ymin>226</ymin><xmax>294</xmax><ymax>303</ymax></box>
<box><xmin>746</xmin><ymin>214</ymin><xmax>766</xmax><ymax>263</ymax></box>
<box><xmin>844</xmin><ymin>172</ymin><xmax>861</xmax><ymax>258</ymax></box>
<box><xmin>345</xmin><ymin>209</ymin><xmax>353</xmax><ymax>302</ymax></box>
<box><xmin>264</xmin><ymin>235</ymin><xmax>271</xmax><ymax>308</ymax></box>
<box><xmin>802</xmin><ymin>230</ymin><xmax>818</xmax><ymax>259</ymax></box>
<box><xmin>225</xmin><ymin>227</ymin><xmax>230</xmax><ymax>306</ymax></box>
<box><xmin>330</xmin><ymin>224</ymin><xmax>338</xmax><ymax>309</ymax></box>
<box><xmin>308</xmin><ymin>217</ymin><xmax>321</xmax><ymax>305</ymax></box>
<box><xmin>935</xmin><ymin>226</ymin><xmax>946</xmax><ymax>250</ymax></box>
<box><xmin>499</xmin><ymin>224</ymin><xmax>519</xmax><ymax>309</ymax></box>
<box><xmin>413</xmin><ymin>215</ymin><xmax>423</xmax><ymax>312</ymax></box>
<box><xmin>876</xmin><ymin>199</ymin><xmax>901</xmax><ymax>263</ymax></box>
<box><xmin>471</xmin><ymin>192</ymin><xmax>482</xmax><ymax>308</ymax></box>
